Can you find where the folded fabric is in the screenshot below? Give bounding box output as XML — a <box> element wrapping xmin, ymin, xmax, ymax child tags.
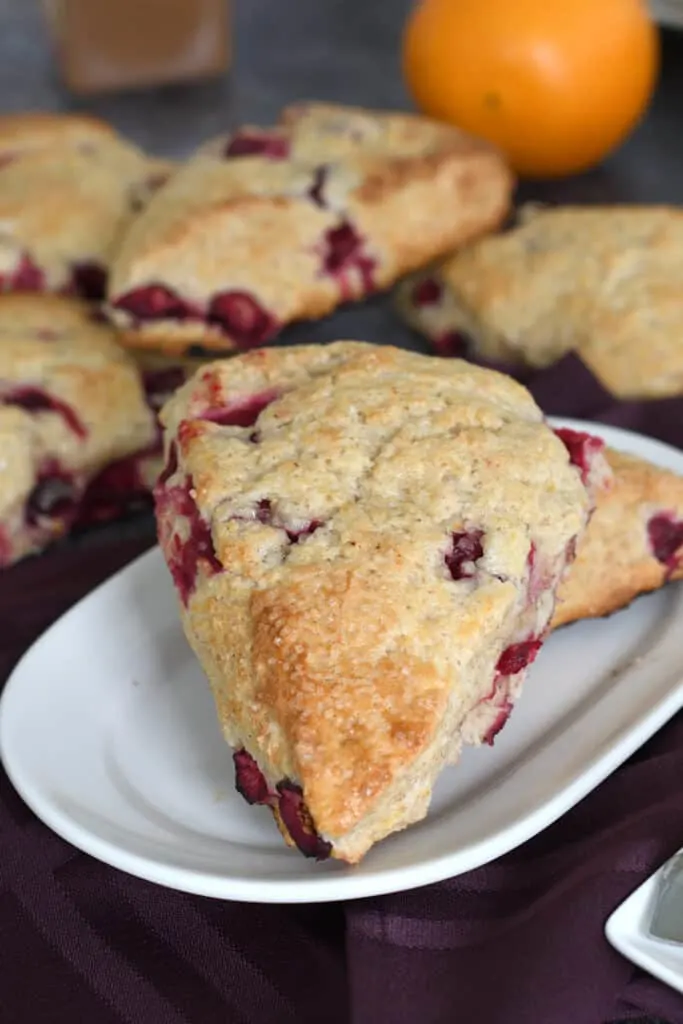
<box><xmin>2</xmin><ymin>352</ymin><xmax>683</xmax><ymax>1024</ymax></box>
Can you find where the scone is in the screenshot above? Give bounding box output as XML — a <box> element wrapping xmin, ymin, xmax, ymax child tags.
<box><xmin>80</xmin><ymin>348</ymin><xmax>212</xmax><ymax>522</ymax></box>
<box><xmin>0</xmin><ymin>112</ymin><xmax>172</xmax><ymax>300</ymax></box>
<box><xmin>397</xmin><ymin>205</ymin><xmax>683</xmax><ymax>399</ymax></box>
<box><xmin>0</xmin><ymin>294</ymin><xmax>157</xmax><ymax>565</ymax></box>
<box><xmin>553</xmin><ymin>447</ymin><xmax>683</xmax><ymax>628</ymax></box>
<box><xmin>107</xmin><ymin>102</ymin><xmax>513</xmax><ymax>355</ymax></box>
<box><xmin>154</xmin><ymin>343</ymin><xmax>602</xmax><ymax>863</ymax></box>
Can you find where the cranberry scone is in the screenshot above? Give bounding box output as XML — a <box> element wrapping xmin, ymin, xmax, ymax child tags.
<box><xmin>80</xmin><ymin>348</ymin><xmax>213</xmax><ymax>523</ymax></box>
<box><xmin>0</xmin><ymin>112</ymin><xmax>172</xmax><ymax>301</ymax></box>
<box><xmin>154</xmin><ymin>343</ymin><xmax>603</xmax><ymax>863</ymax></box>
<box><xmin>0</xmin><ymin>294</ymin><xmax>157</xmax><ymax>565</ymax></box>
<box><xmin>107</xmin><ymin>102</ymin><xmax>513</xmax><ymax>355</ymax></box>
<box><xmin>553</xmin><ymin>447</ymin><xmax>683</xmax><ymax>628</ymax></box>
<box><xmin>397</xmin><ymin>205</ymin><xmax>683</xmax><ymax>398</ymax></box>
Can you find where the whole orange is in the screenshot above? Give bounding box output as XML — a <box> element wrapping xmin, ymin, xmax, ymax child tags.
<box><xmin>403</xmin><ymin>0</ymin><xmax>659</xmax><ymax>178</ymax></box>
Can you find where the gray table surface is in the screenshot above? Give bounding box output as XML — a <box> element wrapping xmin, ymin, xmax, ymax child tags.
<box><xmin>1</xmin><ymin>4</ymin><xmax>682</xmax><ymax>1020</ymax></box>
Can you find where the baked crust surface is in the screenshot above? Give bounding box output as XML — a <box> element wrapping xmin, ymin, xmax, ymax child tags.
<box><xmin>155</xmin><ymin>342</ymin><xmax>593</xmax><ymax>861</ymax></box>
<box><xmin>0</xmin><ymin>294</ymin><xmax>156</xmax><ymax>565</ymax></box>
<box><xmin>398</xmin><ymin>205</ymin><xmax>683</xmax><ymax>399</ymax></box>
<box><xmin>0</xmin><ymin>112</ymin><xmax>169</xmax><ymax>297</ymax></box>
<box><xmin>108</xmin><ymin>103</ymin><xmax>513</xmax><ymax>354</ymax></box>
<box><xmin>554</xmin><ymin>447</ymin><xmax>683</xmax><ymax>627</ymax></box>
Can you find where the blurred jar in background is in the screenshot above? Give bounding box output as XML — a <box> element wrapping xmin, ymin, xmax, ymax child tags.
<box><xmin>42</xmin><ymin>0</ymin><xmax>230</xmax><ymax>94</ymax></box>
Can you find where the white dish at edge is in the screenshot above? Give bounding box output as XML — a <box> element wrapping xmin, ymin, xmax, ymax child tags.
<box><xmin>606</xmin><ymin>859</ymin><xmax>683</xmax><ymax>995</ymax></box>
<box><xmin>1</xmin><ymin>418</ymin><xmax>683</xmax><ymax>904</ymax></box>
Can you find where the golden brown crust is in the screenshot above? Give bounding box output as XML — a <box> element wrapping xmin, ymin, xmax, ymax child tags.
<box><xmin>156</xmin><ymin>343</ymin><xmax>594</xmax><ymax>861</ymax></box>
<box><xmin>0</xmin><ymin>294</ymin><xmax>156</xmax><ymax>566</ymax></box>
<box><xmin>553</xmin><ymin>448</ymin><xmax>683</xmax><ymax>628</ymax></box>
<box><xmin>0</xmin><ymin>112</ymin><xmax>120</xmax><ymax>151</ymax></box>
<box><xmin>0</xmin><ymin>112</ymin><xmax>166</xmax><ymax>295</ymax></box>
<box><xmin>108</xmin><ymin>103</ymin><xmax>513</xmax><ymax>355</ymax></box>
<box><xmin>398</xmin><ymin>205</ymin><xmax>683</xmax><ymax>399</ymax></box>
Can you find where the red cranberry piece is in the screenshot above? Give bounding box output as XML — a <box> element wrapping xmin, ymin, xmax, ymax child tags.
<box><xmin>484</xmin><ymin>702</ymin><xmax>514</xmax><ymax>746</ymax></box>
<box><xmin>2</xmin><ymin>386</ymin><xmax>86</xmax><ymax>439</ymax></box>
<box><xmin>411</xmin><ymin>277</ymin><xmax>443</xmax><ymax>307</ymax></box>
<box><xmin>322</xmin><ymin>223</ymin><xmax>361</xmax><ymax>274</ymax></box>
<box><xmin>156</xmin><ymin>476</ymin><xmax>221</xmax><ymax>605</ymax></box>
<box><xmin>496</xmin><ymin>639</ymin><xmax>542</xmax><ymax>676</ymax></box>
<box><xmin>142</xmin><ymin>367</ymin><xmax>187</xmax><ymax>411</ymax></box>
<box><xmin>648</xmin><ymin>513</ymin><xmax>683</xmax><ymax>574</ymax></box>
<box><xmin>8</xmin><ymin>255</ymin><xmax>45</xmax><ymax>292</ymax></box>
<box><xmin>207</xmin><ymin>291</ymin><xmax>279</xmax><ymax>348</ymax></box>
<box><xmin>445</xmin><ymin>530</ymin><xmax>484</xmax><ymax>580</ymax></box>
<box><xmin>77</xmin><ymin>441</ymin><xmax>159</xmax><ymax>525</ymax></box>
<box><xmin>158</xmin><ymin>441</ymin><xmax>178</xmax><ymax>486</ymax></box>
<box><xmin>477</xmin><ymin>675</ymin><xmax>515</xmax><ymax>745</ymax></box>
<box><xmin>554</xmin><ymin>427</ymin><xmax>604</xmax><ymax>486</ymax></box>
<box><xmin>526</xmin><ymin>541</ymin><xmax>548</xmax><ymax>605</ymax></box>
<box><xmin>286</xmin><ymin>519</ymin><xmax>322</xmax><ymax>544</ymax></box>
<box><xmin>233</xmin><ymin>749</ymin><xmax>273</xmax><ymax>805</ymax></box>
<box><xmin>224</xmin><ymin>133</ymin><xmax>290</xmax><ymax>160</ymax></box>
<box><xmin>433</xmin><ymin>331</ymin><xmax>469</xmax><ymax>358</ymax></box>
<box><xmin>25</xmin><ymin>465</ymin><xmax>78</xmax><ymax>526</ymax></box>
<box><xmin>71</xmin><ymin>261</ymin><xmax>107</xmax><ymax>301</ymax></box>
<box><xmin>255</xmin><ymin>498</ymin><xmax>273</xmax><ymax>524</ymax></box>
<box><xmin>251</xmin><ymin>499</ymin><xmax>322</xmax><ymax>543</ymax></box>
<box><xmin>321</xmin><ymin>222</ymin><xmax>376</xmax><ymax>295</ymax></box>
<box><xmin>113</xmin><ymin>285</ymin><xmax>199</xmax><ymax>322</ymax></box>
<box><xmin>200</xmin><ymin>388</ymin><xmax>279</xmax><ymax>427</ymax></box>
<box><xmin>88</xmin><ymin>457</ymin><xmax>147</xmax><ymax>501</ymax></box>
<box><xmin>276</xmin><ymin>781</ymin><xmax>332</xmax><ymax>860</ymax></box>
<box><xmin>308</xmin><ymin>165</ymin><xmax>328</xmax><ymax>208</ymax></box>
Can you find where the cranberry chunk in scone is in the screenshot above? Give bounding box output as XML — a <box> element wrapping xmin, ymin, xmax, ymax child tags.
<box><xmin>0</xmin><ymin>294</ymin><xmax>156</xmax><ymax>567</ymax></box>
<box><xmin>648</xmin><ymin>513</ymin><xmax>683</xmax><ymax>575</ymax></box>
<box><xmin>232</xmin><ymin>750</ymin><xmax>331</xmax><ymax>860</ymax></box>
<box><xmin>0</xmin><ymin>112</ymin><xmax>170</xmax><ymax>299</ymax></box>
<box><xmin>154</xmin><ymin>343</ymin><xmax>598</xmax><ymax>862</ymax></box>
<box><xmin>107</xmin><ymin>102</ymin><xmax>513</xmax><ymax>355</ymax></box>
<box><xmin>552</xmin><ymin>448</ymin><xmax>683</xmax><ymax>629</ymax></box>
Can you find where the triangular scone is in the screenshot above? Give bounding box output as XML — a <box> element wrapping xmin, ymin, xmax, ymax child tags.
<box><xmin>397</xmin><ymin>205</ymin><xmax>683</xmax><ymax>399</ymax></box>
<box><xmin>0</xmin><ymin>112</ymin><xmax>171</xmax><ymax>299</ymax></box>
<box><xmin>553</xmin><ymin>448</ymin><xmax>683</xmax><ymax>628</ymax></box>
<box><xmin>107</xmin><ymin>102</ymin><xmax>512</xmax><ymax>355</ymax></box>
<box><xmin>155</xmin><ymin>343</ymin><xmax>600</xmax><ymax>863</ymax></box>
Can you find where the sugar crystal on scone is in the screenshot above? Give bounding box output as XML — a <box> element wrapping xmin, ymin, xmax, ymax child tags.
<box><xmin>154</xmin><ymin>342</ymin><xmax>605</xmax><ymax>862</ymax></box>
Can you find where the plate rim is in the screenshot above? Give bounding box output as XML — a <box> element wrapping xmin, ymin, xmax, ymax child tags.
<box><xmin>2</xmin><ymin>417</ymin><xmax>683</xmax><ymax>903</ymax></box>
<box><xmin>605</xmin><ymin>867</ymin><xmax>683</xmax><ymax>995</ymax></box>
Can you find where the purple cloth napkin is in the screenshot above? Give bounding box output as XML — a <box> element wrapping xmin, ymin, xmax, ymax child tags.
<box><xmin>2</xmin><ymin>354</ymin><xmax>683</xmax><ymax>1024</ymax></box>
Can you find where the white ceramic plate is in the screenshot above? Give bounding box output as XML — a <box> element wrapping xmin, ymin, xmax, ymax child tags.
<box><xmin>606</xmin><ymin>856</ymin><xmax>683</xmax><ymax>995</ymax></box>
<box><xmin>2</xmin><ymin>419</ymin><xmax>683</xmax><ymax>904</ymax></box>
